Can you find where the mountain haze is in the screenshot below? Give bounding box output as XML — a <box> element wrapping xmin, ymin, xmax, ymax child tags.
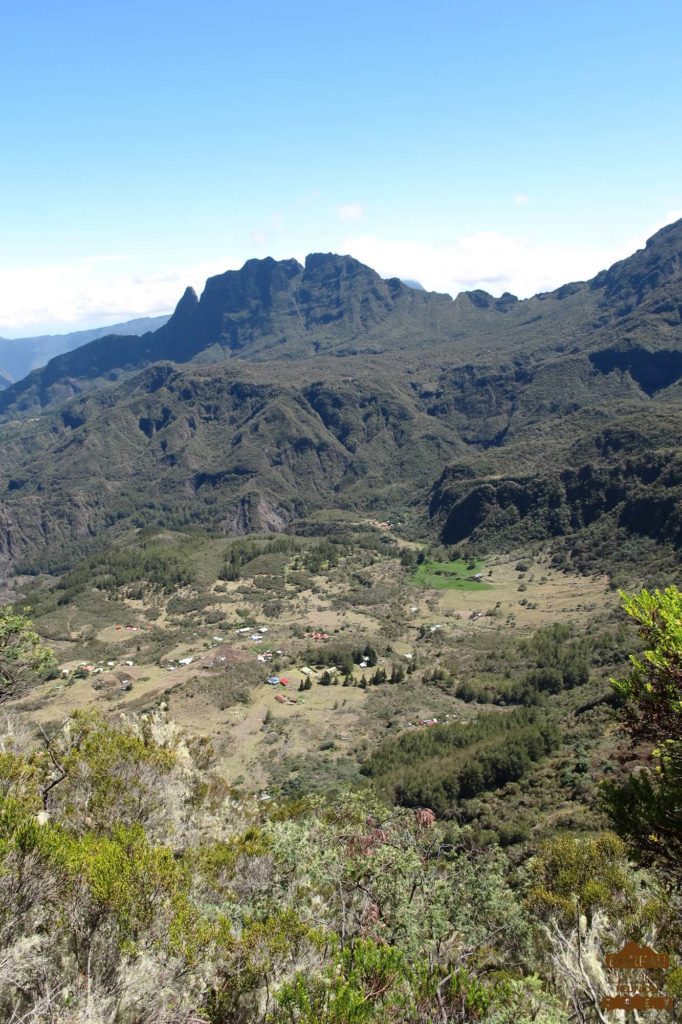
<box><xmin>0</xmin><ymin>314</ymin><xmax>170</xmax><ymax>386</ymax></box>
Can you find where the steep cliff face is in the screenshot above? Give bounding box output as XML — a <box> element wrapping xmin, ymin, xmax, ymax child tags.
<box><xmin>436</xmin><ymin>454</ymin><xmax>682</xmax><ymax>548</ymax></box>
<box><xmin>428</xmin><ymin>407</ymin><xmax>682</xmax><ymax>580</ymax></box>
<box><xmin>152</xmin><ymin>252</ymin><xmax>441</xmax><ymax>359</ymax></box>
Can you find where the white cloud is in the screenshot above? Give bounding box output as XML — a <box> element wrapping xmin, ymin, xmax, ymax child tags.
<box><xmin>513</xmin><ymin>193</ymin><xmax>529</xmax><ymax>206</ymax></box>
<box><xmin>340</xmin><ymin>229</ymin><xmax>651</xmax><ymax>299</ymax></box>
<box><xmin>643</xmin><ymin>208</ymin><xmax>682</xmax><ymax>238</ymax></box>
<box><xmin>248</xmin><ymin>212</ymin><xmax>286</xmax><ymax>250</ymax></box>
<box><xmin>337</xmin><ymin>203</ymin><xmax>364</xmax><ymax>222</ymax></box>
<box><xmin>0</xmin><ymin>254</ymin><xmax>242</xmax><ymax>336</ymax></box>
<box><xmin>2</xmin><ymin>209</ymin><xmax>680</xmax><ymax>336</ymax></box>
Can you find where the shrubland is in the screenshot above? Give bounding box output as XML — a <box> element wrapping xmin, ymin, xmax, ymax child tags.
<box><xmin>0</xmin><ymin>505</ymin><xmax>680</xmax><ymax>1016</ymax></box>
<box><xmin>0</xmin><ymin>705</ymin><xmax>674</xmax><ymax>1024</ymax></box>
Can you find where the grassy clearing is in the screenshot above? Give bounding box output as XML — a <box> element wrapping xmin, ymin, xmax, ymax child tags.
<box><xmin>412</xmin><ymin>558</ymin><xmax>492</xmax><ymax>590</ymax></box>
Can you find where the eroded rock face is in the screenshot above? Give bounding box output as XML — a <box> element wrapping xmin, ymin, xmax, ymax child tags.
<box><xmin>159</xmin><ymin>253</ymin><xmax>411</xmax><ymax>358</ymax></box>
<box><xmin>431</xmin><ymin>449</ymin><xmax>682</xmax><ymax>557</ymax></box>
<box><xmin>228</xmin><ymin>494</ymin><xmax>290</xmax><ymax>535</ymax></box>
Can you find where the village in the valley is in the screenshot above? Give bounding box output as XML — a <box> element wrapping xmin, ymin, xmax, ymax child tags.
<box><xmin>8</xmin><ymin>530</ymin><xmax>613</xmax><ymax>793</ymax></box>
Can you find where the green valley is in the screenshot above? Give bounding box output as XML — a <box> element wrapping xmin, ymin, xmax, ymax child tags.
<box><xmin>0</xmin><ymin>225</ymin><xmax>680</xmax><ymax>1023</ymax></box>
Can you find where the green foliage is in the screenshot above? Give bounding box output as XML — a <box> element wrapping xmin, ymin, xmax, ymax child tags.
<box><xmin>0</xmin><ymin>709</ymin><xmax>665</xmax><ymax>1023</ymax></box>
<box><xmin>412</xmin><ymin>557</ymin><xmax>491</xmax><ymax>591</ymax></box>
<box><xmin>273</xmin><ymin>954</ymin><xmax>563</xmax><ymax>1024</ymax></box>
<box><xmin>609</xmin><ymin>586</ymin><xmax>682</xmax><ymax>743</ymax></box>
<box><xmin>601</xmin><ymin>586</ymin><xmax>682</xmax><ymax>888</ymax></box>
<box><xmin>197</xmin><ymin>828</ymin><xmax>271</xmax><ymax>890</ymax></box>
<box><xmin>0</xmin><ymin>751</ymin><xmax>42</xmax><ymax>809</ymax></box>
<box><xmin>222</xmin><ymin>536</ymin><xmax>300</xmax><ymax>581</ymax></box>
<box><xmin>0</xmin><ymin>605</ymin><xmax>55</xmax><ymax>700</ymax></box>
<box><xmin>300</xmin><ymin>539</ymin><xmax>343</xmax><ymax>574</ymax></box>
<box><xmin>42</xmin><ymin>711</ymin><xmax>175</xmax><ymax>834</ymax></box>
<box><xmin>300</xmin><ymin>642</ymin><xmax>382</xmax><ymax>675</ymax></box>
<box><xmin>55</xmin><ymin>541</ymin><xmax>196</xmax><ymax>597</ymax></box>
<box><xmin>363</xmin><ymin>709</ymin><xmax>560</xmax><ymax>815</ymax></box>
<box><xmin>520</xmin><ymin>623</ymin><xmax>590</xmax><ymax>696</ymax></box>
<box><xmin>272</xmin><ymin>939</ymin><xmax>417</xmax><ymax>1023</ymax></box>
<box><xmin>526</xmin><ymin>832</ymin><xmax>640</xmax><ymax>929</ymax></box>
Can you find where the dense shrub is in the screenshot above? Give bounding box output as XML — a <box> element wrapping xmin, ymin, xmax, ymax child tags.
<box><xmin>363</xmin><ymin>709</ymin><xmax>560</xmax><ymax>816</ymax></box>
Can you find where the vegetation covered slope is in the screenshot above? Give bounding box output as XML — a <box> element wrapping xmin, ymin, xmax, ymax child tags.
<box><xmin>430</xmin><ymin>410</ymin><xmax>682</xmax><ymax>582</ymax></box>
<box><xmin>0</xmin><ymin>585</ymin><xmax>679</xmax><ymax>1022</ymax></box>
<box><xmin>0</xmin><ymin>362</ymin><xmax>460</xmax><ymax>573</ymax></box>
<box><xmin>0</xmin><ymin>221</ymin><xmax>681</xmax><ymax>577</ymax></box>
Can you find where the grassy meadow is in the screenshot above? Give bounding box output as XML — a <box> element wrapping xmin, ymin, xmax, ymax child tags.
<box><xmin>411</xmin><ymin>556</ymin><xmax>492</xmax><ymax>590</ymax></box>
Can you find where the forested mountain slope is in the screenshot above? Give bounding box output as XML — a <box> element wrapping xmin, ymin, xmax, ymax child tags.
<box><xmin>0</xmin><ymin>221</ymin><xmax>681</xmax><ymax>577</ymax></box>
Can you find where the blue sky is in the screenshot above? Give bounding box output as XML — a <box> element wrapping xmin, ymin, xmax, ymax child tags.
<box><xmin>2</xmin><ymin>0</ymin><xmax>682</xmax><ymax>335</ymax></box>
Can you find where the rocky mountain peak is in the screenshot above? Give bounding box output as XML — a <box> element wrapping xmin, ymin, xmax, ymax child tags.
<box><xmin>591</xmin><ymin>216</ymin><xmax>682</xmax><ymax>313</ymax></box>
<box><xmin>3</xmin><ymin>221</ymin><xmax>682</xmax><ymax>426</ymax></box>
<box><xmin>173</xmin><ymin>286</ymin><xmax>199</xmax><ymax>319</ymax></box>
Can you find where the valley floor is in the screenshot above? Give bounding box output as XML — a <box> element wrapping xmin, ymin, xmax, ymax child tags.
<box><xmin>7</xmin><ymin>529</ymin><xmax>616</xmax><ymax>805</ymax></box>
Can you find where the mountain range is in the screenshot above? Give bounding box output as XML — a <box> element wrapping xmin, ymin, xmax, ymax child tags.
<box><xmin>0</xmin><ymin>221</ymin><xmax>680</xmax><ymax>579</ymax></box>
<box><xmin>0</xmin><ymin>315</ymin><xmax>170</xmax><ymax>387</ymax></box>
